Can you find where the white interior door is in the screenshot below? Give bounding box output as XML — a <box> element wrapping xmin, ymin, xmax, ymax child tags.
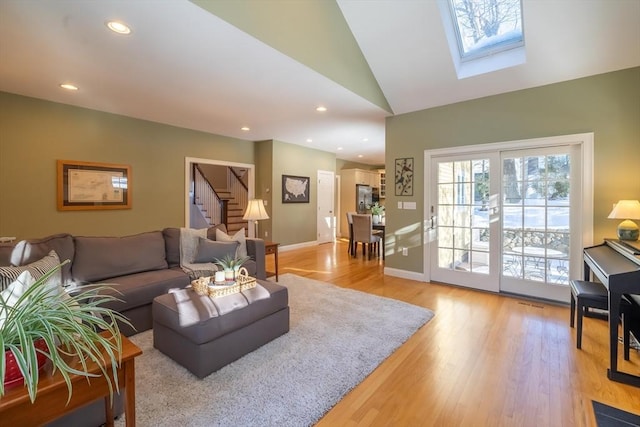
<box><xmin>317</xmin><ymin>170</ymin><xmax>335</xmax><ymax>244</ymax></box>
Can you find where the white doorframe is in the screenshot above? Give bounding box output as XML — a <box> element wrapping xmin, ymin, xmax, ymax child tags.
<box><xmin>317</xmin><ymin>170</ymin><xmax>335</xmax><ymax>244</ymax></box>
<box><xmin>184</xmin><ymin>157</ymin><xmax>255</xmax><ymax>230</ymax></box>
<box><xmin>424</xmin><ymin>133</ymin><xmax>594</xmax><ymax>287</ymax></box>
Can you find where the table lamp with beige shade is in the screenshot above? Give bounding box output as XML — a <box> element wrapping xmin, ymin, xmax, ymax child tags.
<box><xmin>608</xmin><ymin>199</ymin><xmax>640</xmax><ymax>241</ymax></box>
<box><xmin>243</xmin><ymin>199</ymin><xmax>269</xmax><ymax>238</ymax></box>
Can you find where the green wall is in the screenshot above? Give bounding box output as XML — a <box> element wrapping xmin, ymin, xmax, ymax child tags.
<box><xmin>385</xmin><ymin>67</ymin><xmax>640</xmax><ymax>273</ymax></box>
<box><xmin>271</xmin><ymin>140</ymin><xmax>336</xmax><ymax>246</ymax></box>
<box><xmin>0</xmin><ymin>92</ymin><xmax>338</xmax><ymax>247</ymax></box>
<box><xmin>0</xmin><ymin>92</ymin><xmax>254</xmax><ymax>239</ymax></box>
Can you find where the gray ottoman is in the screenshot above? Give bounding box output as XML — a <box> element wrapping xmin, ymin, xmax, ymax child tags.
<box><xmin>152</xmin><ymin>279</ymin><xmax>289</xmax><ymax>378</ymax></box>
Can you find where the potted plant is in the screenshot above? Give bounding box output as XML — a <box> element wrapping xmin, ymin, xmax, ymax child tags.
<box><xmin>214</xmin><ymin>254</ymin><xmax>251</xmax><ymax>281</ymax></box>
<box><xmin>0</xmin><ymin>261</ymin><xmax>132</xmax><ymax>403</ymax></box>
<box><xmin>369</xmin><ymin>202</ymin><xmax>385</xmax><ymax>225</ymax></box>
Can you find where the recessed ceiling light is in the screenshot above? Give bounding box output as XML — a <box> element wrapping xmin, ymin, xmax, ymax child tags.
<box><xmin>316</xmin><ymin>106</ymin><xmax>327</xmax><ymax>112</ymax></box>
<box><xmin>337</xmin><ymin>147</ymin><xmax>343</xmax><ymax>151</ymax></box>
<box><xmin>358</xmin><ymin>154</ymin><xmax>364</xmax><ymax>158</ymax></box>
<box><xmin>306</xmin><ymin>138</ymin><xmax>313</xmax><ymax>143</ymax></box>
<box><xmin>106</xmin><ymin>21</ymin><xmax>132</xmax><ymax>35</ymax></box>
<box><xmin>59</xmin><ymin>83</ymin><xmax>78</xmax><ymax>91</ymax></box>
<box><xmin>241</xmin><ymin>126</ymin><xmax>250</xmax><ymax>131</ymax></box>
<box><xmin>362</xmin><ymin>138</ymin><xmax>369</xmax><ymax>142</ymax></box>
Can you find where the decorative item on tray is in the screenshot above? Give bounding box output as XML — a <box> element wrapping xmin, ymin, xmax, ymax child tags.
<box><xmin>190</xmin><ymin>267</ymin><xmax>257</xmax><ymax>298</ymax></box>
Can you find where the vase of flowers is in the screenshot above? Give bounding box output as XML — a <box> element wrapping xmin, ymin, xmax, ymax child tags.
<box><xmin>369</xmin><ymin>202</ymin><xmax>384</xmax><ymax>225</ymax></box>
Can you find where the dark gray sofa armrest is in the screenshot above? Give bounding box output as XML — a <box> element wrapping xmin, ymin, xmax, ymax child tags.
<box><xmin>246</xmin><ymin>238</ymin><xmax>266</xmax><ymax>280</ymax></box>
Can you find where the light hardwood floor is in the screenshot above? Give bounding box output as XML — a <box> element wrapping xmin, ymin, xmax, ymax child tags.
<box><xmin>267</xmin><ymin>240</ymin><xmax>640</xmax><ymax>426</ymax></box>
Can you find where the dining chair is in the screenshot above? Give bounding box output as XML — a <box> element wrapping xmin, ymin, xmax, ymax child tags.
<box><xmin>346</xmin><ymin>212</ymin><xmax>356</xmax><ymax>256</ymax></box>
<box><xmin>351</xmin><ymin>214</ymin><xmax>381</xmax><ymax>259</ymax></box>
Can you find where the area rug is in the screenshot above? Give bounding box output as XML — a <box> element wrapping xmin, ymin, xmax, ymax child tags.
<box><xmin>116</xmin><ymin>273</ymin><xmax>433</xmax><ymax>427</ymax></box>
<box><xmin>592</xmin><ymin>401</ymin><xmax>640</xmax><ymax>427</ymax></box>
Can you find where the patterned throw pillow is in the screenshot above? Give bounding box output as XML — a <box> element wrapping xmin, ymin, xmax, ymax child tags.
<box><xmin>0</xmin><ymin>250</ymin><xmax>62</xmax><ymax>292</ymax></box>
<box><xmin>215</xmin><ymin>228</ymin><xmax>247</xmax><ymax>258</ymax></box>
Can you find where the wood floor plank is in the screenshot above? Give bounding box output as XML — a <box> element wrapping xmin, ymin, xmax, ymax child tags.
<box><xmin>268</xmin><ymin>240</ymin><xmax>640</xmax><ymax>426</ymax></box>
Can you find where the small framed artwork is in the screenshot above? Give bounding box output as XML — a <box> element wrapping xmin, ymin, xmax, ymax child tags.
<box><xmin>395</xmin><ymin>157</ymin><xmax>414</xmax><ymax>196</ymax></box>
<box><xmin>57</xmin><ymin>160</ymin><xmax>132</xmax><ymax>210</ymax></box>
<box><xmin>282</xmin><ymin>174</ymin><xmax>310</xmax><ymax>203</ymax></box>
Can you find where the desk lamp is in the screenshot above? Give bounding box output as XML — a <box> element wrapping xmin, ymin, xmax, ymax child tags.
<box><xmin>243</xmin><ymin>199</ymin><xmax>269</xmax><ymax>238</ymax></box>
<box><xmin>608</xmin><ymin>199</ymin><xmax>640</xmax><ymax>241</ymax></box>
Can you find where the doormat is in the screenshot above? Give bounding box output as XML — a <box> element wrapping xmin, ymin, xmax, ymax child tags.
<box><xmin>593</xmin><ymin>401</ymin><xmax>640</xmax><ymax>427</ymax></box>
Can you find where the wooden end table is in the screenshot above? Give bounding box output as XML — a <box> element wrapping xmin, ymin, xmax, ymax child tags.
<box><xmin>0</xmin><ymin>333</ymin><xmax>142</xmax><ymax>426</ymax></box>
<box><xmin>264</xmin><ymin>241</ymin><xmax>280</xmax><ymax>281</ymax></box>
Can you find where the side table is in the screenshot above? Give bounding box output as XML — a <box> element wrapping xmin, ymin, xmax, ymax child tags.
<box><xmin>264</xmin><ymin>241</ymin><xmax>280</xmax><ymax>281</ymax></box>
<box><xmin>0</xmin><ymin>333</ymin><xmax>142</xmax><ymax>426</ymax></box>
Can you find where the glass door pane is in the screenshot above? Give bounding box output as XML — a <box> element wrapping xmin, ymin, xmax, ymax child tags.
<box><xmin>431</xmin><ymin>155</ymin><xmax>499</xmax><ymax>292</ymax></box>
<box><xmin>501</xmin><ymin>150</ymin><xmax>571</xmax><ymax>298</ymax></box>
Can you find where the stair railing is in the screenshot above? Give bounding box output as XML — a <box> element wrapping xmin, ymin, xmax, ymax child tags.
<box><xmin>194</xmin><ymin>164</ymin><xmax>227</xmax><ymax>226</ymax></box>
<box><xmin>227</xmin><ymin>167</ymin><xmax>248</xmax><ymax>214</ymax></box>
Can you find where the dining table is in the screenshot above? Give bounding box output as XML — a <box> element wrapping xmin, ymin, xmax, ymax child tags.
<box><xmin>373</xmin><ymin>221</ymin><xmax>385</xmax><ymax>260</ymax></box>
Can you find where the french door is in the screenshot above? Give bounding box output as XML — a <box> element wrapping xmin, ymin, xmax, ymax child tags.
<box><xmin>427</xmin><ymin>137</ymin><xmax>589</xmax><ymax>302</ymax></box>
<box><xmin>429</xmin><ymin>153</ymin><xmax>501</xmax><ymax>292</ymax></box>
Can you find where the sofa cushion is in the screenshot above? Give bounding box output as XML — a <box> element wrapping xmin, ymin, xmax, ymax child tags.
<box><xmin>0</xmin><ymin>244</ymin><xmax>15</xmax><ymax>267</ymax></box>
<box><xmin>194</xmin><ymin>238</ymin><xmax>238</xmax><ymax>263</ymax></box>
<box><xmin>72</xmin><ymin>231</ymin><xmax>168</xmax><ymax>283</ymax></box>
<box><xmin>0</xmin><ymin>250</ymin><xmax>62</xmax><ymax>292</ymax></box>
<box><xmin>97</xmin><ymin>267</ymin><xmax>190</xmax><ymax>313</ymax></box>
<box><xmin>206</xmin><ymin>223</ymin><xmax>227</xmax><ymax>240</ymax></box>
<box><xmin>162</xmin><ymin>228</ymin><xmax>181</xmax><ymax>268</ymax></box>
<box><xmin>216</xmin><ymin>228</ymin><xmax>247</xmax><ymax>258</ymax></box>
<box><xmin>8</xmin><ymin>234</ymin><xmax>74</xmax><ymax>283</ymax></box>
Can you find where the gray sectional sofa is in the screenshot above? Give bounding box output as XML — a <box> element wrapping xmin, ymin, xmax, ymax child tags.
<box><xmin>0</xmin><ymin>226</ymin><xmax>269</xmax><ymax>427</ymax></box>
<box><xmin>0</xmin><ymin>226</ymin><xmax>266</xmax><ymax>336</ymax></box>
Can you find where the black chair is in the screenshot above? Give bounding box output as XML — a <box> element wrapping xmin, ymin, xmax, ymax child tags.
<box><xmin>570</xmin><ymin>279</ymin><xmax>634</xmax><ymax>359</ymax></box>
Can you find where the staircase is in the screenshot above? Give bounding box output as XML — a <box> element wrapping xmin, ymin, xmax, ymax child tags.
<box><xmin>213</xmin><ymin>189</ymin><xmax>247</xmax><ymax>234</ymax></box>
<box><xmin>193</xmin><ymin>164</ymin><xmax>249</xmax><ymax>235</ymax></box>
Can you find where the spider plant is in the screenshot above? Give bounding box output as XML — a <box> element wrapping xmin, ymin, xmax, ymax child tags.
<box><xmin>0</xmin><ymin>261</ymin><xmax>132</xmax><ymax>403</ymax></box>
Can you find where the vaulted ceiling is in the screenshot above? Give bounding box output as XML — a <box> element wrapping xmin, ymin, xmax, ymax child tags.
<box><xmin>1</xmin><ymin>0</ymin><xmax>638</xmax><ymax>165</ymax></box>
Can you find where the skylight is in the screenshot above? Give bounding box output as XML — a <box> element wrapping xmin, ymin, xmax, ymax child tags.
<box><xmin>439</xmin><ymin>0</ymin><xmax>526</xmax><ymax>78</ymax></box>
<box><xmin>449</xmin><ymin>0</ymin><xmax>523</xmax><ymax>60</ymax></box>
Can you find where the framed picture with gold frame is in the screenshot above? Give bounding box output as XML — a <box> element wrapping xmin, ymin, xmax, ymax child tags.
<box><xmin>57</xmin><ymin>160</ymin><xmax>132</xmax><ymax>210</ymax></box>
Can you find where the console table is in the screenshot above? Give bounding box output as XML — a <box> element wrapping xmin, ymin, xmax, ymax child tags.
<box><xmin>265</xmin><ymin>241</ymin><xmax>280</xmax><ymax>281</ymax></box>
<box><xmin>0</xmin><ymin>333</ymin><xmax>142</xmax><ymax>426</ymax></box>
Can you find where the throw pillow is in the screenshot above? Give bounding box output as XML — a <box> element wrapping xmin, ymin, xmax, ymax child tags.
<box><xmin>215</xmin><ymin>228</ymin><xmax>248</xmax><ymax>258</ymax></box>
<box><xmin>0</xmin><ymin>270</ymin><xmax>35</xmax><ymax>328</ymax></box>
<box><xmin>0</xmin><ymin>250</ymin><xmax>62</xmax><ymax>292</ymax></box>
<box><xmin>194</xmin><ymin>238</ymin><xmax>239</xmax><ymax>263</ymax></box>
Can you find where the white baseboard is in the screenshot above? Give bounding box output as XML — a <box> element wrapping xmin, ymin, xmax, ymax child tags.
<box><xmin>279</xmin><ymin>240</ymin><xmax>318</xmax><ymax>252</ymax></box>
<box><xmin>383</xmin><ymin>267</ymin><xmax>426</xmax><ymax>282</ymax></box>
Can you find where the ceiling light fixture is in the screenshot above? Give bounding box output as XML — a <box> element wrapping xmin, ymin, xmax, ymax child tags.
<box><xmin>337</xmin><ymin>147</ymin><xmax>343</xmax><ymax>151</ymax></box>
<box><xmin>306</xmin><ymin>139</ymin><xmax>312</xmax><ymax>143</ymax></box>
<box><xmin>358</xmin><ymin>154</ymin><xmax>364</xmax><ymax>158</ymax></box>
<box><xmin>241</xmin><ymin>126</ymin><xmax>250</xmax><ymax>131</ymax></box>
<box><xmin>362</xmin><ymin>138</ymin><xmax>369</xmax><ymax>142</ymax></box>
<box><xmin>106</xmin><ymin>20</ymin><xmax>132</xmax><ymax>35</ymax></box>
<box><xmin>316</xmin><ymin>106</ymin><xmax>327</xmax><ymax>112</ymax></box>
<box><xmin>59</xmin><ymin>83</ymin><xmax>78</xmax><ymax>91</ymax></box>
